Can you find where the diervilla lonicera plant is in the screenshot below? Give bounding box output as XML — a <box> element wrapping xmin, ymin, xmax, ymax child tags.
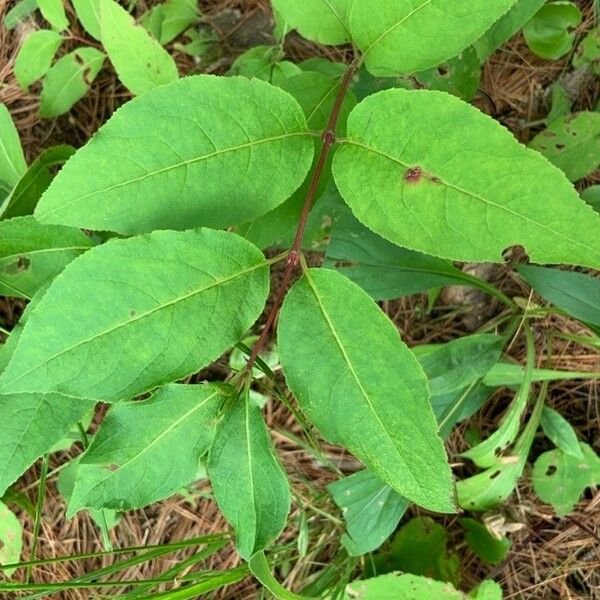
<box><xmin>1</xmin><ymin>0</ymin><xmax>600</xmax><ymax>594</ymax></box>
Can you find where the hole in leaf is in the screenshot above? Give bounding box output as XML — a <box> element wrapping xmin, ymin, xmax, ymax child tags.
<box><xmin>545</xmin><ymin>465</ymin><xmax>557</xmax><ymax>476</ymax></box>
<box><xmin>556</xmin><ymin>143</ymin><xmax>565</xmax><ymax>150</ymax></box>
<box><xmin>437</xmin><ymin>65</ymin><xmax>449</xmax><ymax>76</ymax></box>
<box><xmin>489</xmin><ymin>470</ymin><xmax>501</xmax><ymax>480</ymax></box>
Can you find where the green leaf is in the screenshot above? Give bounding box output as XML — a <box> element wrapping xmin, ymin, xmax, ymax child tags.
<box><xmin>0</xmin><ymin>228</ymin><xmax>269</xmax><ymax>402</ymax></box>
<box><xmin>39</xmin><ymin>47</ymin><xmax>105</xmax><ymax>118</ymax></box>
<box><xmin>581</xmin><ymin>185</ymin><xmax>600</xmax><ymax>213</ymax></box>
<box><xmin>349</xmin><ymin>0</ymin><xmax>514</xmax><ymax>77</ymax></box>
<box><xmin>71</xmin><ymin>0</ymin><xmax>101</xmax><ymax>40</ymax></box>
<box><xmin>532</xmin><ymin>443</ymin><xmax>600</xmax><ymax>516</ymax></box>
<box><xmin>324</xmin><ymin>203</ymin><xmax>469</xmax><ymax>300</ymax></box>
<box><xmin>37</xmin><ymin>0</ymin><xmax>69</xmax><ymax>31</ymax></box>
<box><xmin>0</xmin><ymin>391</ymin><xmax>96</xmax><ymax>496</ymax></box>
<box><xmin>412</xmin><ymin>47</ymin><xmax>481</xmax><ymax>102</ymax></box>
<box><xmin>327</xmin><ymin>469</ymin><xmax>408</xmax><ymax>556</ymax></box>
<box><xmin>208</xmin><ymin>389</ymin><xmax>290</xmax><ymax>560</ymax></box>
<box><xmin>523</xmin><ymin>1</ymin><xmax>581</xmax><ymax>60</ymax></box>
<box><xmin>99</xmin><ymin>0</ymin><xmax>178</xmax><ymax>95</ymax></box>
<box><xmin>529</xmin><ymin>111</ymin><xmax>600</xmax><ymax>182</ymax></box>
<box><xmin>68</xmin><ymin>383</ymin><xmax>223</xmax><ymax>514</ymax></box>
<box><xmin>540</xmin><ymin>406</ymin><xmax>583</xmax><ymax>459</ymax></box>
<box><xmin>457</xmin><ymin>388</ymin><xmax>543</xmax><ymax>511</ymax></box>
<box><xmin>0</xmin><ymin>285</ymin><xmax>49</xmax><ymax>375</ymax></box>
<box><xmin>459</xmin><ymin>518</ymin><xmax>510</xmax><ymax>565</ymax></box>
<box><xmin>333</xmin><ymin>89</ymin><xmax>600</xmax><ymax>268</ymax></box>
<box><xmin>367</xmin><ymin>516</ymin><xmax>460</xmax><ymax>586</ymax></box>
<box><xmin>35</xmin><ymin>76</ymin><xmax>314</xmax><ymax>235</ymax></box>
<box><xmin>0</xmin><ymin>216</ymin><xmax>93</xmax><ymax>299</ymax></box>
<box><xmin>278</xmin><ymin>268</ymin><xmax>454</xmax><ymax>513</ymax></box>
<box><xmin>461</xmin><ymin>330</ymin><xmax>534</xmax><ymax>469</ymax></box>
<box><xmin>483</xmin><ymin>362</ymin><xmax>597</xmax><ymax>387</ymax></box>
<box><xmin>346</xmin><ymin>573</ymin><xmax>495</xmax><ymax>600</ymax></box>
<box><xmin>229</xmin><ymin>46</ymin><xmax>302</xmax><ymax>85</ymax></box>
<box><xmin>0</xmin><ymin>104</ymin><xmax>27</xmax><ymax>191</ymax></box>
<box><xmin>299</xmin><ymin>57</ymin><xmax>347</xmax><ymax>78</ymax></box>
<box><xmin>4</xmin><ymin>0</ymin><xmax>37</xmax><ymax>29</ymax></box>
<box><xmin>141</xmin><ymin>0</ymin><xmax>200</xmax><ymax>45</ymax></box>
<box><xmin>517</xmin><ymin>264</ymin><xmax>600</xmax><ymax>330</ymax></box>
<box><xmin>573</xmin><ymin>27</ymin><xmax>600</xmax><ymax>74</ymax></box>
<box><xmin>417</xmin><ymin>335</ymin><xmax>503</xmax><ymax>397</ymax></box>
<box><xmin>546</xmin><ymin>83</ymin><xmax>571</xmax><ymax>124</ymax></box>
<box><xmin>473</xmin><ymin>0</ymin><xmax>546</xmax><ymax>61</ymax></box>
<box><xmin>14</xmin><ymin>30</ymin><xmax>63</xmax><ymax>89</ymax></box>
<box><xmin>249</xmin><ymin>553</ymin><xmax>316</xmax><ymax>600</ymax></box>
<box><xmin>0</xmin><ymin>501</ymin><xmax>22</xmax><ymax>576</ymax></box>
<box><xmin>271</xmin><ymin>0</ymin><xmax>351</xmax><ymax>45</ymax></box>
<box><xmin>1</xmin><ymin>145</ymin><xmax>75</xmax><ymax>219</ymax></box>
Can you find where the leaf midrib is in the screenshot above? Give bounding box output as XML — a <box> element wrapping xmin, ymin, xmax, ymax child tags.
<box><xmin>341</xmin><ymin>139</ymin><xmax>600</xmax><ymax>260</ymax></box>
<box><xmin>0</xmin><ymin>260</ymin><xmax>266</xmax><ymax>393</ymax></box>
<box><xmin>37</xmin><ymin>132</ymin><xmax>315</xmax><ymax>219</ymax></box>
<box><xmin>303</xmin><ymin>271</ymin><xmax>423</xmax><ymax>492</ymax></box>
<box><xmin>77</xmin><ymin>389</ymin><xmax>220</xmax><ymax>503</ymax></box>
<box><xmin>363</xmin><ymin>0</ymin><xmax>434</xmax><ymax>56</ymax></box>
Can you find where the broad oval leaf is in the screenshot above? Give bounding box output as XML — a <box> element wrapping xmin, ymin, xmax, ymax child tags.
<box><xmin>14</xmin><ymin>30</ymin><xmax>63</xmax><ymax>89</ymax></box>
<box><xmin>99</xmin><ymin>0</ymin><xmax>178</xmax><ymax>95</ymax></box>
<box><xmin>208</xmin><ymin>390</ymin><xmax>291</xmax><ymax>560</ymax></box>
<box><xmin>0</xmin><ymin>216</ymin><xmax>93</xmax><ymax>299</ymax></box>
<box><xmin>68</xmin><ymin>383</ymin><xmax>223</xmax><ymax>514</ymax></box>
<box><xmin>532</xmin><ymin>443</ymin><xmax>600</xmax><ymax>516</ymax></box>
<box><xmin>35</xmin><ymin>76</ymin><xmax>315</xmax><ymax>235</ymax></box>
<box><xmin>349</xmin><ymin>0</ymin><xmax>514</xmax><ymax>77</ymax></box>
<box><xmin>271</xmin><ymin>0</ymin><xmax>352</xmax><ymax>45</ymax></box>
<box><xmin>278</xmin><ymin>268</ymin><xmax>454</xmax><ymax>513</ymax></box>
<box><xmin>333</xmin><ymin>89</ymin><xmax>600</xmax><ymax>268</ymax></box>
<box><xmin>0</xmin><ymin>390</ymin><xmax>95</xmax><ymax>496</ymax></box>
<box><xmin>540</xmin><ymin>406</ymin><xmax>583</xmax><ymax>459</ymax></box>
<box><xmin>0</xmin><ymin>228</ymin><xmax>269</xmax><ymax>401</ymax></box>
<box><xmin>39</xmin><ymin>47</ymin><xmax>105</xmax><ymax>118</ymax></box>
<box><xmin>141</xmin><ymin>0</ymin><xmax>200</xmax><ymax>45</ymax></box>
<box><xmin>529</xmin><ymin>112</ymin><xmax>600</xmax><ymax>182</ymax></box>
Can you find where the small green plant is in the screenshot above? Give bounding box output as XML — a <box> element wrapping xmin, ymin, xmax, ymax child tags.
<box><xmin>1</xmin><ymin>0</ymin><xmax>600</xmax><ymax>597</ymax></box>
<box><xmin>9</xmin><ymin>0</ymin><xmax>202</xmax><ymax>117</ymax></box>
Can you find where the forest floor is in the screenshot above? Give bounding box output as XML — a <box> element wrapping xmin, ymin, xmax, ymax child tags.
<box><xmin>1</xmin><ymin>0</ymin><xmax>599</xmax><ymax>598</ymax></box>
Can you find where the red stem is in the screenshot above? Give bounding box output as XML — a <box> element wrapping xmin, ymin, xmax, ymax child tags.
<box><xmin>245</xmin><ymin>60</ymin><xmax>359</xmax><ymax>374</ymax></box>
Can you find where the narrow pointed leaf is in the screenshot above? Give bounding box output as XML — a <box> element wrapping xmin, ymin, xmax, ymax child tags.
<box><xmin>208</xmin><ymin>391</ymin><xmax>291</xmax><ymax>560</ymax></box>
<box><xmin>271</xmin><ymin>0</ymin><xmax>351</xmax><ymax>45</ymax></box>
<box><xmin>349</xmin><ymin>0</ymin><xmax>514</xmax><ymax>77</ymax></box>
<box><xmin>35</xmin><ymin>76</ymin><xmax>314</xmax><ymax>235</ymax></box>
<box><xmin>99</xmin><ymin>0</ymin><xmax>178</xmax><ymax>95</ymax></box>
<box><xmin>0</xmin><ymin>229</ymin><xmax>269</xmax><ymax>401</ymax></box>
<box><xmin>0</xmin><ymin>391</ymin><xmax>95</xmax><ymax>496</ymax></box>
<box><xmin>71</xmin><ymin>0</ymin><xmax>101</xmax><ymax>40</ymax></box>
<box><xmin>517</xmin><ymin>264</ymin><xmax>600</xmax><ymax>330</ymax></box>
<box><xmin>37</xmin><ymin>0</ymin><xmax>69</xmax><ymax>31</ymax></box>
<box><xmin>0</xmin><ymin>104</ymin><xmax>27</xmax><ymax>191</ymax></box>
<box><xmin>68</xmin><ymin>384</ymin><xmax>223</xmax><ymax>514</ymax></box>
<box><xmin>540</xmin><ymin>406</ymin><xmax>583</xmax><ymax>459</ymax></box>
<box><xmin>0</xmin><ymin>145</ymin><xmax>75</xmax><ymax>219</ymax></box>
<box><xmin>14</xmin><ymin>30</ymin><xmax>63</xmax><ymax>89</ymax></box>
<box><xmin>278</xmin><ymin>268</ymin><xmax>454</xmax><ymax>513</ymax></box>
<box><xmin>333</xmin><ymin>89</ymin><xmax>600</xmax><ymax>268</ymax></box>
<box><xmin>39</xmin><ymin>48</ymin><xmax>105</xmax><ymax>118</ymax></box>
<box><xmin>0</xmin><ymin>216</ymin><xmax>93</xmax><ymax>299</ymax></box>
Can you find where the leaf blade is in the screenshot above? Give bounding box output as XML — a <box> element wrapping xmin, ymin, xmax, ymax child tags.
<box><xmin>278</xmin><ymin>268</ymin><xmax>454</xmax><ymax>513</ymax></box>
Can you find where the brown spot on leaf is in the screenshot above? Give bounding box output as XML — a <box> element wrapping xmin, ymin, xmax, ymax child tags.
<box><xmin>106</xmin><ymin>464</ymin><xmax>119</xmax><ymax>472</ymax></box>
<box><xmin>404</xmin><ymin>167</ymin><xmax>423</xmax><ymax>184</ymax></box>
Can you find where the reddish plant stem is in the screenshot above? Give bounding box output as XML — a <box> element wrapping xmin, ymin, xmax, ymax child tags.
<box><xmin>245</xmin><ymin>59</ymin><xmax>359</xmax><ymax>374</ymax></box>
